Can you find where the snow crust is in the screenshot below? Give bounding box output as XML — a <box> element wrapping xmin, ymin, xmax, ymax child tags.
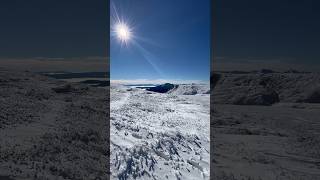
<box><xmin>110</xmin><ymin>85</ymin><xmax>210</xmax><ymax>180</ymax></box>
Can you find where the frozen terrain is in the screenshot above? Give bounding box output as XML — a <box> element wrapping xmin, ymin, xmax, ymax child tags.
<box><xmin>0</xmin><ymin>69</ymin><xmax>109</xmax><ymax>179</ymax></box>
<box><xmin>110</xmin><ymin>84</ymin><xmax>210</xmax><ymax>180</ymax></box>
<box><xmin>212</xmin><ymin>71</ymin><xmax>320</xmax><ymax>180</ymax></box>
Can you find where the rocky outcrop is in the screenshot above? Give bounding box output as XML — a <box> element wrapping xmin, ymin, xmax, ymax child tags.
<box><xmin>146</xmin><ymin>83</ymin><xmax>176</xmax><ymax>93</ymax></box>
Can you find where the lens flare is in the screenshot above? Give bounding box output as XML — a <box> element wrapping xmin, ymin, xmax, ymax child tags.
<box><xmin>111</xmin><ymin>1</ymin><xmax>163</xmax><ymax>76</ymax></box>
<box><xmin>115</xmin><ymin>22</ymin><xmax>131</xmax><ymax>43</ymax></box>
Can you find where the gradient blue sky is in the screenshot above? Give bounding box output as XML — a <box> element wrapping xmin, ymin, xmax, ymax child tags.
<box><xmin>0</xmin><ymin>0</ymin><xmax>107</xmax><ymax>59</ymax></box>
<box><xmin>0</xmin><ymin>0</ymin><xmax>108</xmax><ymax>72</ymax></box>
<box><xmin>110</xmin><ymin>0</ymin><xmax>211</xmax><ymax>81</ymax></box>
<box><xmin>215</xmin><ymin>0</ymin><xmax>320</xmax><ymax>72</ymax></box>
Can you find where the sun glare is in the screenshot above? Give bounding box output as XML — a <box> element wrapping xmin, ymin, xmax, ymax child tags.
<box><xmin>115</xmin><ymin>22</ymin><xmax>131</xmax><ymax>44</ymax></box>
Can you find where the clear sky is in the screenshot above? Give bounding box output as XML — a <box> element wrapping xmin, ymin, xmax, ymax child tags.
<box><xmin>215</xmin><ymin>0</ymin><xmax>320</xmax><ymax>72</ymax></box>
<box><xmin>0</xmin><ymin>0</ymin><xmax>108</xmax><ymax>72</ymax></box>
<box><xmin>110</xmin><ymin>0</ymin><xmax>211</xmax><ymax>82</ymax></box>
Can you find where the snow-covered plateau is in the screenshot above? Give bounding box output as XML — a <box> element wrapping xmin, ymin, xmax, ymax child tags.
<box><xmin>2</xmin><ymin>68</ymin><xmax>319</xmax><ymax>180</ymax></box>
<box><xmin>212</xmin><ymin>71</ymin><xmax>320</xmax><ymax>180</ymax></box>
<box><xmin>0</xmin><ymin>69</ymin><xmax>109</xmax><ymax>180</ymax></box>
<box><xmin>110</xmin><ymin>84</ymin><xmax>210</xmax><ymax>180</ymax></box>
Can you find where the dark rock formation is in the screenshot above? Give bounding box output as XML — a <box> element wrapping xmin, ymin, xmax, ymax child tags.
<box><xmin>146</xmin><ymin>83</ymin><xmax>176</xmax><ymax>93</ymax></box>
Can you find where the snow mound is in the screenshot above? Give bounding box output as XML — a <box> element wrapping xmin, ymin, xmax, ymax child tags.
<box><xmin>231</xmin><ymin>87</ymin><xmax>280</xmax><ymax>105</ymax></box>
<box><xmin>300</xmin><ymin>86</ymin><xmax>320</xmax><ymax>103</ymax></box>
<box><xmin>168</xmin><ymin>84</ymin><xmax>210</xmax><ymax>95</ymax></box>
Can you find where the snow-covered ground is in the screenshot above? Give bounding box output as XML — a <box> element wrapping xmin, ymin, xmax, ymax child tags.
<box><xmin>212</xmin><ymin>103</ymin><xmax>320</xmax><ymax>180</ymax></box>
<box><xmin>110</xmin><ymin>84</ymin><xmax>210</xmax><ymax>180</ymax></box>
<box><xmin>212</xmin><ymin>72</ymin><xmax>320</xmax><ymax>180</ymax></box>
<box><xmin>0</xmin><ymin>70</ymin><xmax>109</xmax><ymax>179</ymax></box>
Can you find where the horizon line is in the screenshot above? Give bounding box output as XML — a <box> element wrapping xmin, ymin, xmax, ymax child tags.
<box><xmin>111</xmin><ymin>79</ymin><xmax>209</xmax><ymax>85</ymax></box>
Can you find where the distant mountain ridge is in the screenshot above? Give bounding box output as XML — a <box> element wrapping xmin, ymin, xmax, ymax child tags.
<box><xmin>212</xmin><ymin>71</ymin><xmax>320</xmax><ymax>105</ymax></box>
<box><xmin>146</xmin><ymin>83</ymin><xmax>210</xmax><ymax>95</ymax></box>
<box><xmin>42</xmin><ymin>72</ymin><xmax>109</xmax><ymax>79</ymax></box>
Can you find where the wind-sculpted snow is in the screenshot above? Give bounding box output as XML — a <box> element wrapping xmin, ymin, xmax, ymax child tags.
<box><xmin>111</xmin><ymin>86</ymin><xmax>210</xmax><ymax>180</ymax></box>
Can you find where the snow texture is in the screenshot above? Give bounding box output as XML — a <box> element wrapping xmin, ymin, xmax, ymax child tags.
<box><xmin>110</xmin><ymin>84</ymin><xmax>210</xmax><ymax>180</ymax></box>
<box><xmin>0</xmin><ymin>70</ymin><xmax>109</xmax><ymax>179</ymax></box>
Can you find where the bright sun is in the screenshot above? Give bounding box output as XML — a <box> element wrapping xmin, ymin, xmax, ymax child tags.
<box><xmin>115</xmin><ymin>22</ymin><xmax>131</xmax><ymax>44</ymax></box>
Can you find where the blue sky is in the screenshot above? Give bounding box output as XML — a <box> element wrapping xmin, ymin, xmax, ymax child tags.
<box><xmin>0</xmin><ymin>0</ymin><xmax>107</xmax><ymax>59</ymax></box>
<box><xmin>215</xmin><ymin>0</ymin><xmax>320</xmax><ymax>72</ymax></box>
<box><xmin>110</xmin><ymin>0</ymin><xmax>211</xmax><ymax>82</ymax></box>
<box><xmin>0</xmin><ymin>0</ymin><xmax>108</xmax><ymax>72</ymax></box>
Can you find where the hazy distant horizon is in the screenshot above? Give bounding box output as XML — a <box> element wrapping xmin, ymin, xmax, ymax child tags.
<box><xmin>0</xmin><ymin>57</ymin><xmax>108</xmax><ymax>73</ymax></box>
<box><xmin>213</xmin><ymin>57</ymin><xmax>320</xmax><ymax>73</ymax></box>
<box><xmin>110</xmin><ymin>78</ymin><xmax>209</xmax><ymax>85</ymax></box>
<box><xmin>0</xmin><ymin>0</ymin><xmax>108</xmax><ymax>73</ymax></box>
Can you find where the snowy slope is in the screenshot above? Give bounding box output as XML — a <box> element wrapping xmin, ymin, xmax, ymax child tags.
<box><xmin>213</xmin><ymin>72</ymin><xmax>320</xmax><ymax>105</ymax></box>
<box><xmin>212</xmin><ymin>71</ymin><xmax>320</xmax><ymax>180</ymax></box>
<box><xmin>110</xmin><ymin>85</ymin><xmax>210</xmax><ymax>180</ymax></box>
<box><xmin>212</xmin><ymin>103</ymin><xmax>320</xmax><ymax>180</ymax></box>
<box><xmin>168</xmin><ymin>84</ymin><xmax>210</xmax><ymax>95</ymax></box>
